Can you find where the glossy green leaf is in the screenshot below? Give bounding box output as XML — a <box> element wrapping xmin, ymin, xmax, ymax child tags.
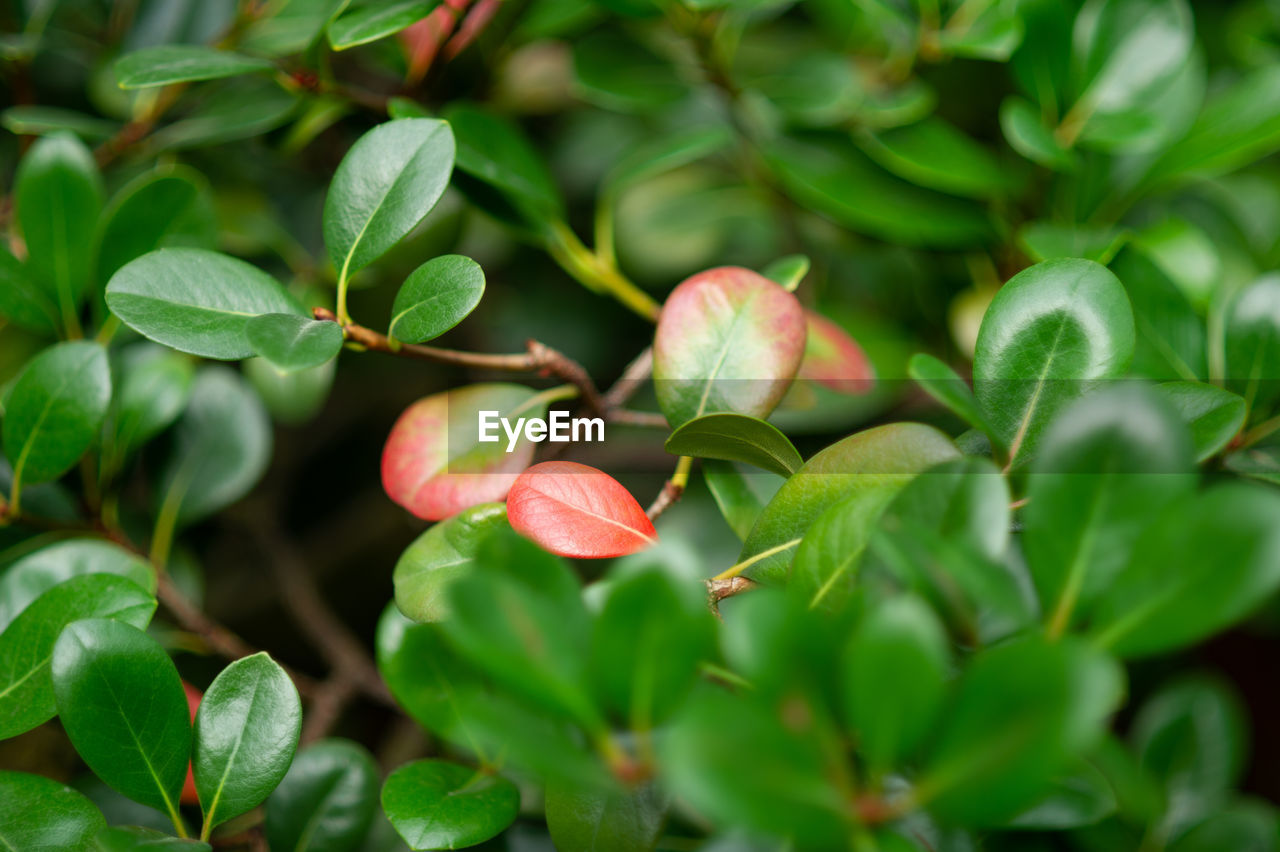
<box><xmin>382</xmin><ymin>760</ymin><xmax>519</xmax><ymax>851</ymax></box>
<box><xmin>14</xmin><ymin>131</ymin><xmax>104</xmax><ymax>322</ymax></box>
<box><xmin>1112</xmin><ymin>247</ymin><xmax>1205</xmax><ymax>381</ymax></box>
<box><xmin>327</xmin><ymin>0</ymin><xmax>441</xmax><ymax>50</ymax></box>
<box><xmin>323</xmin><ymin>118</ymin><xmax>454</xmax><ymax>280</ymax></box>
<box><xmin>665</xmin><ymin>413</ymin><xmax>802</xmax><ymax>477</ymax></box>
<box><xmin>150</xmin><ymin>81</ymin><xmax>297</xmax><ymax>152</ymax></box>
<box><xmin>1132</xmin><ymin>676</ymin><xmax>1246</xmax><ymax>832</ymax></box>
<box><xmin>245</xmin><ymin>313</ymin><xmax>344</xmax><ymax>373</ymax></box>
<box><xmin>0</xmin><ymin>539</ymin><xmax>155</xmax><ymax>633</ymax></box>
<box><xmin>1024</xmin><ymin>386</ymin><xmax>1197</xmax><ymax>634</ymax></box>
<box><xmin>388</xmin><ymin>254</ymin><xmax>485</xmax><ymax>344</ymax></box>
<box><xmin>193</xmin><ymin>653</ymin><xmax>301</xmax><ymax>831</ymax></box>
<box><xmin>376</xmin><ymin>605</ymin><xmax>484</xmax><ymax>742</ymax></box>
<box><xmin>999</xmin><ymin>97</ymin><xmax>1076</xmax><ymax>170</ymax></box>
<box><xmin>0</xmin><ymin>573</ymin><xmax>155</xmax><ymax>741</ymax></box>
<box><xmin>760</xmin><ymin>255</ymin><xmax>809</xmax><ymax>292</ymax></box>
<box><xmin>101</xmin><ymin>344</ymin><xmax>196</xmax><ymax>466</ymax></box>
<box><xmin>0</xmin><ymin>244</ymin><xmax>58</xmax><ymax>333</ymax></box>
<box><xmin>1009</xmin><ymin>762</ymin><xmax>1118</xmax><ymax>829</ymax></box>
<box><xmin>842</xmin><ymin>596</ymin><xmax>948</xmax><ymax>773</ymax></box>
<box><xmin>156</xmin><ymin>367</ymin><xmax>271</xmax><ymax>527</ymax></box>
<box><xmin>920</xmin><ymin>637</ymin><xmax>1123</xmax><ymax>826</ymax></box>
<box><xmin>1</xmin><ymin>105</ymin><xmax>118</xmax><ymax>141</ymax></box>
<box><xmin>589</xmin><ymin>567</ymin><xmax>715</xmax><ymax>727</ymax></box>
<box><xmin>652</xmin><ymin>267</ymin><xmax>806</xmax><ymax>429</ymax></box>
<box><xmin>106</xmin><ymin>248</ymin><xmax>302</xmax><ymax>360</ymax></box>
<box><xmin>857</xmin><ymin>117</ymin><xmax>1017</xmax><ymax>199</ymax></box>
<box><xmin>1224</xmin><ymin>275</ymin><xmax>1280</xmax><ymax>412</ymax></box>
<box><xmin>572</xmin><ymin>30</ymin><xmax>687</xmax><ymax>112</ymax></box>
<box><xmin>52</xmin><ymin>619</ymin><xmax>191</xmax><ymax>817</ymax></box>
<box><xmin>96</xmin><ymin>167</ymin><xmax>218</xmax><ymax>285</ymax></box>
<box><xmin>442</xmin><ymin>530</ymin><xmax>599</xmax><ymax>728</ymax></box>
<box><xmin>443</xmin><ymin>103</ymin><xmax>565</xmax><ymax>225</ymax></box>
<box><xmin>790</xmin><ymin>484</ymin><xmax>901</xmax><ymax>612</ymax></box>
<box><xmin>1158</xmin><ymin>381</ymin><xmax>1247</xmax><ymax>461</ymax></box>
<box><xmin>1018</xmin><ymin>222</ymin><xmax>1128</xmax><ymax>264</ymax></box>
<box><xmin>738</xmin><ymin>423</ymin><xmax>959</xmax><ymax>582</ymax></box>
<box><xmin>114</xmin><ymin>46</ymin><xmax>273</xmax><ymax>88</ymax></box>
<box><xmin>0</xmin><ymin>770</ymin><xmax>106</xmax><ymax>850</ymax></box>
<box><xmin>264</xmin><ymin>739</ymin><xmax>380</xmax><ymax>852</ymax></box>
<box><xmin>907</xmin><ymin>353</ymin><xmax>999</xmax><ymax>443</ymax></box>
<box><xmin>3</xmin><ymin>340</ymin><xmax>111</xmax><ymax>486</ymax></box>
<box><xmin>1168</xmin><ymin>803</ymin><xmax>1279</xmax><ymax>852</ymax></box>
<box><xmin>939</xmin><ymin>0</ymin><xmax>1023</xmax><ymax>59</ymax></box>
<box><xmin>764</xmin><ymin>134</ymin><xmax>993</xmax><ymax>248</ymax></box>
<box><xmin>545</xmin><ymin>782</ymin><xmax>667</xmax><ymax>852</ymax></box>
<box><xmin>702</xmin><ymin>460</ymin><xmax>784</xmax><ymax>541</ymax></box>
<box><xmin>973</xmin><ymin>258</ymin><xmax>1135</xmax><ymax>465</ymax></box>
<box><xmin>241</xmin><ymin>0</ymin><xmax>347</xmax><ymax>55</ymax></box>
<box><xmin>94</xmin><ymin>825</ymin><xmax>212</xmax><ymax>850</ymax></box>
<box><xmin>393</xmin><ymin>502</ymin><xmax>508</xmax><ymax>623</ymax></box>
<box><xmin>1132</xmin><ymin>218</ymin><xmax>1219</xmax><ymax>310</ymax></box>
<box><xmin>244</xmin><ymin>356</ymin><xmax>335</xmax><ymax>426</ymax></box>
<box><xmin>1092</xmin><ymin>483</ymin><xmax>1280</xmax><ymax>657</ymax></box>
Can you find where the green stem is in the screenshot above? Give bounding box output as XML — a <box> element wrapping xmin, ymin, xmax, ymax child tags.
<box><xmin>335</xmin><ymin>265</ymin><xmax>353</xmax><ymax>326</ymax></box>
<box><xmin>547</xmin><ymin>221</ymin><xmax>661</xmax><ymax>322</ymax></box>
<box><xmin>150</xmin><ymin>474</ymin><xmax>188</xmax><ymax>569</ymax></box>
<box><xmin>7</xmin><ymin>474</ymin><xmax>23</xmax><ymax>519</ymax></box>
<box><xmin>713</xmin><ymin>537</ymin><xmax>802</xmax><ymax>581</ymax></box>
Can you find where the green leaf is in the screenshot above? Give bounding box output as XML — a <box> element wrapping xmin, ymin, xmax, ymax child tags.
<box><xmin>842</xmin><ymin>596</ymin><xmax>948</xmax><ymax>773</ymax></box>
<box><xmin>652</xmin><ymin>267</ymin><xmax>806</xmax><ymax>429</ymax></box>
<box><xmin>1145</xmin><ymin>65</ymin><xmax>1280</xmax><ymax>184</ymax></box>
<box><xmin>101</xmin><ymin>344</ymin><xmax>196</xmax><ymax>466</ymax></box>
<box><xmin>442</xmin><ymin>530</ymin><xmax>600</xmax><ymax>728</ymax></box>
<box><xmin>0</xmin><ymin>539</ymin><xmax>155</xmax><ymax>632</ymax></box>
<box><xmin>589</xmin><ymin>567</ymin><xmax>716</xmax><ymax>728</ymax></box>
<box><xmin>52</xmin><ymin>619</ymin><xmax>191</xmax><ymax>818</ymax></box>
<box><xmin>919</xmin><ymin>636</ymin><xmax>1123</xmax><ymax>826</ymax></box>
<box><xmin>790</xmin><ymin>485</ymin><xmax>901</xmax><ymax>612</ymax></box>
<box><xmin>665</xmin><ymin>413</ymin><xmax>802</xmax><ymax>477</ymax></box>
<box><xmin>0</xmin><ymin>770</ymin><xmax>106</xmax><ymax>850</ymax></box>
<box><xmin>0</xmin><ymin>244</ymin><xmax>58</xmax><ymax>333</ymax></box>
<box><xmin>106</xmin><ymin>248</ymin><xmax>303</xmax><ymax>360</ymax></box>
<box><xmin>1132</xmin><ymin>218</ymin><xmax>1219</xmax><ymax>311</ymax></box>
<box><xmin>603</xmin><ymin>124</ymin><xmax>733</xmax><ymax>193</ymax></box>
<box><xmin>1091</xmin><ymin>483</ymin><xmax>1280</xmax><ymax>658</ymax></box>
<box><xmin>973</xmin><ymin>258</ymin><xmax>1135</xmax><ymax>465</ymax></box>
<box><xmin>1024</xmin><ymin>386</ymin><xmax>1197</xmax><ymax>635</ymax></box>
<box><xmin>0</xmin><ymin>573</ymin><xmax>155</xmax><ymax>741</ymax></box>
<box><xmin>381</xmin><ymin>760</ymin><xmax>519</xmax><ymax>851</ymax></box>
<box><xmin>327</xmin><ymin>0</ymin><xmax>441</xmax><ymax>50</ymax></box>
<box><xmin>743</xmin><ymin>51</ymin><xmax>862</xmax><ymax>128</ymax></box>
<box><xmin>14</xmin><ymin>131</ymin><xmax>104</xmax><ymax>323</ymax></box>
<box><xmin>443</xmin><ymin>103</ymin><xmax>565</xmax><ymax>226</ymax></box>
<box><xmin>245</xmin><ymin>313</ymin><xmax>344</xmax><ymax>373</ymax></box>
<box><xmin>1225</xmin><ymin>275</ymin><xmax>1280</xmax><ymax>413</ymax></box>
<box><xmin>1</xmin><ymin>105</ymin><xmax>118</xmax><ymax>141</ymax></box>
<box><xmin>1168</xmin><ymin>803</ymin><xmax>1280</xmax><ymax>852</ymax></box>
<box><xmin>1111</xmin><ymin>247</ymin><xmax>1205</xmax><ymax>381</ymax></box>
<box><xmin>907</xmin><ymin>353</ymin><xmax>999</xmax><ymax>443</ymax></box>
<box><xmin>94</xmin><ymin>825</ymin><xmax>212</xmax><ymax>850</ymax></box>
<box><xmin>388</xmin><ymin>254</ymin><xmax>486</xmax><ymax>344</ymax></box>
<box><xmin>242</xmin><ymin>0</ymin><xmax>347</xmax><ymax>55</ymax></box>
<box><xmin>264</xmin><ymin>739</ymin><xmax>380</xmax><ymax>852</ymax></box>
<box><xmin>243</xmin><ymin>356</ymin><xmax>336</xmax><ymax>426</ymax></box>
<box><xmin>856</xmin><ymin>117</ymin><xmax>1018</xmax><ymax>199</ymax></box>
<box><xmin>113</xmin><ymin>46</ymin><xmax>273</xmax><ymax>88</ymax></box>
<box><xmin>572</xmin><ymin>30</ymin><xmax>687</xmax><ymax>112</ymax></box>
<box><xmin>702</xmin><ymin>460</ymin><xmax>784</xmax><ymax>541</ymax></box>
<box><xmin>323</xmin><ymin>118</ymin><xmax>455</xmax><ymax>280</ymax></box>
<box><xmin>376</xmin><ymin>605</ymin><xmax>484</xmax><ymax>742</ymax></box>
<box><xmin>760</xmin><ymin>255</ymin><xmax>809</xmax><ymax>292</ymax></box>
<box><xmin>150</xmin><ymin>81</ymin><xmax>297</xmax><ymax>152</ymax></box>
<box><xmin>763</xmin><ymin>133</ymin><xmax>993</xmax><ymax>248</ymax></box>
<box><xmin>393</xmin><ymin>502</ymin><xmax>508</xmax><ymax>623</ymax></box>
<box><xmin>1008</xmin><ymin>762</ymin><xmax>1118</xmax><ymax>829</ymax></box>
<box><xmin>738</xmin><ymin>423</ymin><xmax>959</xmax><ymax>582</ymax></box>
<box><xmin>545</xmin><ymin>782</ymin><xmax>667</xmax><ymax>852</ymax></box>
<box><xmin>999</xmin><ymin>97</ymin><xmax>1076</xmax><ymax>170</ymax></box>
<box><xmin>96</xmin><ymin>167</ymin><xmax>218</xmax><ymax>285</ymax></box>
<box><xmin>1018</xmin><ymin>222</ymin><xmax>1127</xmax><ymax>264</ymax></box>
<box><xmin>1132</xmin><ymin>676</ymin><xmax>1246</xmax><ymax>833</ymax></box>
<box><xmin>156</xmin><ymin>367</ymin><xmax>271</xmax><ymax>528</ymax></box>
<box><xmin>193</xmin><ymin>653</ymin><xmax>301</xmax><ymax>832</ymax></box>
<box><xmin>1157</xmin><ymin>382</ymin><xmax>1247</xmax><ymax>462</ymax></box>
<box><xmin>3</xmin><ymin>340</ymin><xmax>111</xmax><ymax>486</ymax></box>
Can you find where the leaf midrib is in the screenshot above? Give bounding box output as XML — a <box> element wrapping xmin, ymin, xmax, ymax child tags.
<box><xmin>11</xmin><ymin>349</ymin><xmax>99</xmax><ymax>486</ymax></box>
<box><xmin>202</xmin><ymin>662</ymin><xmax>267</xmax><ymax>827</ymax></box>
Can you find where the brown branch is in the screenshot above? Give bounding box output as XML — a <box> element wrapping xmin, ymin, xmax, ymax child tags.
<box><xmin>646</xmin><ymin>479</ymin><xmax>685</xmax><ymax>521</ymax></box>
<box><xmin>707</xmin><ymin>576</ymin><xmax>757</xmax><ymax>615</ymax></box>
<box><xmin>602</xmin><ymin>346</ymin><xmax>654</xmax><ymax>410</ymax></box>
<box><xmin>313</xmin><ymin>307</ymin><xmax>607</xmax><ymax>415</ymax></box>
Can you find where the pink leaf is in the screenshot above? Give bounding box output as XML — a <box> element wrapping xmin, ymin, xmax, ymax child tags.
<box><xmin>507</xmin><ymin>461</ymin><xmax>657</xmax><ymax>558</ymax></box>
<box><xmin>798</xmin><ymin>310</ymin><xmax>875</xmax><ymax>395</ymax></box>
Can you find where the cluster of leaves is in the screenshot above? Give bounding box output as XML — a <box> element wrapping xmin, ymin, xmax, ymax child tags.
<box><xmin>4</xmin><ymin>0</ymin><xmax>1280</xmax><ymax>850</ymax></box>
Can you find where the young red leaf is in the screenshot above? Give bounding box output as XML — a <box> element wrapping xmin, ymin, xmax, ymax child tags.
<box><xmin>653</xmin><ymin>266</ymin><xmax>807</xmax><ymax>428</ymax></box>
<box><xmin>382</xmin><ymin>384</ymin><xmax>542</xmax><ymax>521</ymax></box>
<box><xmin>798</xmin><ymin>310</ymin><xmax>875</xmax><ymax>395</ymax></box>
<box><xmin>507</xmin><ymin>461</ymin><xmax>657</xmax><ymax>558</ymax></box>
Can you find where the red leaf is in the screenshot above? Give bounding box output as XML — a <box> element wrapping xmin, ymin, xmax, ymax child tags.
<box><xmin>181</xmin><ymin>681</ymin><xmax>202</xmax><ymax>805</ymax></box>
<box><xmin>507</xmin><ymin>461</ymin><xmax>657</xmax><ymax>558</ymax></box>
<box><xmin>382</xmin><ymin>384</ymin><xmax>538</xmax><ymax>521</ymax></box>
<box><xmin>798</xmin><ymin>310</ymin><xmax>875</xmax><ymax>395</ymax></box>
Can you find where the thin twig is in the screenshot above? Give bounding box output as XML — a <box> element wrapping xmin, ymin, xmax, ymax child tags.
<box><xmin>313</xmin><ymin>307</ymin><xmax>607</xmax><ymax>415</ymax></box>
<box><xmin>602</xmin><ymin>346</ymin><xmax>654</xmax><ymax>410</ymax></box>
<box><xmin>646</xmin><ymin>455</ymin><xmax>693</xmax><ymax>521</ymax></box>
<box><xmin>706</xmin><ymin>576</ymin><xmax>757</xmax><ymax>615</ymax></box>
